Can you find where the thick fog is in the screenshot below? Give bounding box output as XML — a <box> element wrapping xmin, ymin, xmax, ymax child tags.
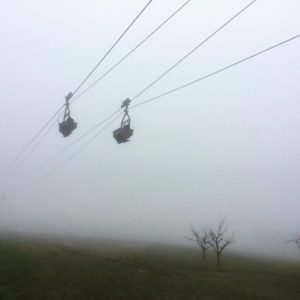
<box><xmin>0</xmin><ymin>0</ymin><xmax>299</xmax><ymax>259</ymax></box>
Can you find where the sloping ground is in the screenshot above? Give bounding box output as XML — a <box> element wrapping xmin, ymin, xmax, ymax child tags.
<box><xmin>0</xmin><ymin>236</ymin><xmax>299</xmax><ymax>300</ymax></box>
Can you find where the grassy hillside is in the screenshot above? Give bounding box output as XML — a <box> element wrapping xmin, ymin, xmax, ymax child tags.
<box><xmin>0</xmin><ymin>236</ymin><xmax>299</xmax><ymax>300</ymax></box>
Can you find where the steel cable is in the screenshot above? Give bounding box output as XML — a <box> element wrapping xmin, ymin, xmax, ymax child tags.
<box><xmin>130</xmin><ymin>0</ymin><xmax>257</xmax><ymax>102</ymax></box>
<box><xmin>131</xmin><ymin>35</ymin><xmax>300</xmax><ymax>109</ymax></box>
<box><xmin>72</xmin><ymin>0</ymin><xmax>153</xmax><ymax>96</ymax></box>
<box><xmin>71</xmin><ymin>0</ymin><xmax>192</xmax><ymax>103</ymax></box>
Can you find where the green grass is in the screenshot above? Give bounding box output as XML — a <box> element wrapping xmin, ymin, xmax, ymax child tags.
<box><xmin>0</xmin><ymin>237</ymin><xmax>299</xmax><ymax>300</ymax></box>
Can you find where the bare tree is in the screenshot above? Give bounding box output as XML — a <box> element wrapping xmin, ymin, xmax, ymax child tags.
<box><xmin>186</xmin><ymin>227</ymin><xmax>211</xmax><ymax>260</ymax></box>
<box><xmin>287</xmin><ymin>235</ymin><xmax>300</xmax><ymax>252</ymax></box>
<box><xmin>207</xmin><ymin>218</ymin><xmax>234</xmax><ymax>266</ymax></box>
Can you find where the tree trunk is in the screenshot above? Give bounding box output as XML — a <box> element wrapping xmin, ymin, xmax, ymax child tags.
<box><xmin>202</xmin><ymin>248</ymin><xmax>206</xmax><ymax>260</ymax></box>
<box><xmin>216</xmin><ymin>252</ymin><xmax>221</xmax><ymax>266</ymax></box>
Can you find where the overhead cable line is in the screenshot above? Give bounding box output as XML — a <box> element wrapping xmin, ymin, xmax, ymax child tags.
<box><xmin>72</xmin><ymin>0</ymin><xmax>153</xmax><ymax>96</ymax></box>
<box><xmin>29</xmin><ymin>112</ymin><xmax>123</xmax><ymax>186</ymax></box>
<box><xmin>6</xmin><ymin>0</ymin><xmax>153</xmax><ymax>171</ymax></box>
<box><xmin>131</xmin><ymin>35</ymin><xmax>300</xmax><ymax>109</ymax></box>
<box><xmin>130</xmin><ymin>0</ymin><xmax>257</xmax><ymax>102</ymax></box>
<box><xmin>71</xmin><ymin>0</ymin><xmax>192</xmax><ymax>103</ymax></box>
<box><xmin>2</xmin><ymin>119</ymin><xmax>58</xmax><ymax>188</ymax></box>
<box><xmin>5</xmin><ymin>104</ymin><xmax>64</xmax><ymax>171</ymax></box>
<box><xmin>14</xmin><ymin>119</ymin><xmax>58</xmax><ymax>172</ymax></box>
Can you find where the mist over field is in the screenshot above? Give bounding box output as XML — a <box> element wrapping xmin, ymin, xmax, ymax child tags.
<box><xmin>0</xmin><ymin>0</ymin><xmax>300</xmax><ymax>261</ymax></box>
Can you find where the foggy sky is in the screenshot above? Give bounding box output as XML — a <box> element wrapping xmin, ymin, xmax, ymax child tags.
<box><xmin>0</xmin><ymin>0</ymin><xmax>300</xmax><ymax>259</ymax></box>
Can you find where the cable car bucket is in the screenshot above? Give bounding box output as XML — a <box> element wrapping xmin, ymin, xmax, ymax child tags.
<box><xmin>113</xmin><ymin>98</ymin><xmax>133</xmax><ymax>144</ymax></box>
<box><xmin>59</xmin><ymin>92</ymin><xmax>77</xmax><ymax>137</ymax></box>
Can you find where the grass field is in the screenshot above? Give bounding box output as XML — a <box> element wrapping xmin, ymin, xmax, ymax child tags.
<box><xmin>0</xmin><ymin>235</ymin><xmax>299</xmax><ymax>300</ymax></box>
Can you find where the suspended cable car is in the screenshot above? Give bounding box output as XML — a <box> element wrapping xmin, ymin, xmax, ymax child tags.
<box><xmin>113</xmin><ymin>98</ymin><xmax>133</xmax><ymax>144</ymax></box>
<box><xmin>59</xmin><ymin>92</ymin><xmax>77</xmax><ymax>137</ymax></box>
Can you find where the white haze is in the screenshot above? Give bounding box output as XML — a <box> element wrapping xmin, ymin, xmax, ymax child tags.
<box><xmin>0</xmin><ymin>0</ymin><xmax>299</xmax><ymax>259</ymax></box>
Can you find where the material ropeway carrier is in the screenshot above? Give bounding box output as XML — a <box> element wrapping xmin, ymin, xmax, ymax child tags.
<box><xmin>59</xmin><ymin>92</ymin><xmax>77</xmax><ymax>137</ymax></box>
<box><xmin>113</xmin><ymin>98</ymin><xmax>133</xmax><ymax>144</ymax></box>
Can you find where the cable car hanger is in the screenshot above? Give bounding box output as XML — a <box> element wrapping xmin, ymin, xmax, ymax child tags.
<box><xmin>59</xmin><ymin>92</ymin><xmax>77</xmax><ymax>137</ymax></box>
<box><xmin>113</xmin><ymin>98</ymin><xmax>133</xmax><ymax>144</ymax></box>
